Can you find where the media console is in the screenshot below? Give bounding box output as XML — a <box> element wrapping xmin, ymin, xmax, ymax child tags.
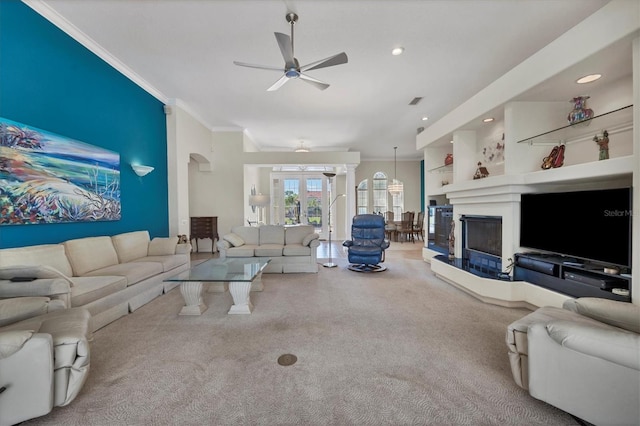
<box><xmin>513</xmin><ymin>253</ymin><xmax>631</xmax><ymax>302</ymax></box>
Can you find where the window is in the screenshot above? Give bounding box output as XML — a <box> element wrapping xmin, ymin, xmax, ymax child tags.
<box><xmin>372</xmin><ymin>172</ymin><xmax>388</xmax><ymax>214</ymax></box>
<box><xmin>391</xmin><ymin>189</ymin><xmax>404</xmax><ymax>217</ymax></box>
<box><xmin>357</xmin><ymin>179</ymin><xmax>368</xmax><ymax>214</ymax></box>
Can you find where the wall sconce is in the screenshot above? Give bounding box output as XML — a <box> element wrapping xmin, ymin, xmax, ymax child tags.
<box><xmin>131</xmin><ymin>164</ymin><xmax>154</xmax><ymax>177</ymax></box>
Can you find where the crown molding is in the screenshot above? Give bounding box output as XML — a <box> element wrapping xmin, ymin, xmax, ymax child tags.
<box><xmin>23</xmin><ymin>0</ymin><xmax>168</xmax><ymax>103</ymax></box>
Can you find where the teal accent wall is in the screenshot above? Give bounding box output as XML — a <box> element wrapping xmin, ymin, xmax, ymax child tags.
<box><xmin>0</xmin><ymin>1</ymin><xmax>169</xmax><ymax>248</ymax></box>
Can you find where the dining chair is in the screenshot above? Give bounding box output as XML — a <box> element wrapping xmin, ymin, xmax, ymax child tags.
<box><xmin>412</xmin><ymin>211</ymin><xmax>425</xmax><ymax>241</ymax></box>
<box><xmin>384</xmin><ymin>211</ymin><xmax>396</xmax><ymax>241</ymax></box>
<box><xmin>398</xmin><ymin>211</ymin><xmax>415</xmax><ymax>243</ymax></box>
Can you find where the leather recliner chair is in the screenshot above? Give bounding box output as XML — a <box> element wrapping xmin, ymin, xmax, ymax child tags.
<box><xmin>0</xmin><ymin>297</ymin><xmax>91</xmax><ymax>425</ymax></box>
<box><xmin>507</xmin><ymin>297</ymin><xmax>640</xmax><ymax>425</ymax></box>
<box><xmin>343</xmin><ymin>214</ymin><xmax>390</xmax><ymax>272</ymax></box>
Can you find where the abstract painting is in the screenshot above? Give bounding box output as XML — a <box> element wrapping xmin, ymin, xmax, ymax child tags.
<box><xmin>0</xmin><ymin>117</ymin><xmax>120</xmax><ymax>225</ymax></box>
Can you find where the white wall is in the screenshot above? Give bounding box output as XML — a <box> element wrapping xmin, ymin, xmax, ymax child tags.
<box><xmin>189</xmin><ymin>131</ymin><xmax>245</xmax><ymax>248</ymax></box>
<box><xmin>166</xmin><ymin>104</ymin><xmax>213</xmax><ymax>238</ymax></box>
<box><xmin>355</xmin><ymin>160</ymin><xmax>423</xmax><ymax>214</ymax></box>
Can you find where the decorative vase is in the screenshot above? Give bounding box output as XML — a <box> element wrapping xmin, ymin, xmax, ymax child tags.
<box><xmin>567</xmin><ymin>96</ymin><xmax>594</xmax><ymax>126</ymax></box>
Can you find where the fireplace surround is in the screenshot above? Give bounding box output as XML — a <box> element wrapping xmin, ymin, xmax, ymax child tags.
<box><xmin>460</xmin><ymin>215</ymin><xmax>503</xmax><ymax>278</ymax></box>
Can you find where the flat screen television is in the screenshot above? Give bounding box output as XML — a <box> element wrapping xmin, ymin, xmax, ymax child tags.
<box><xmin>520</xmin><ymin>187</ymin><xmax>632</xmax><ymax>268</ymax></box>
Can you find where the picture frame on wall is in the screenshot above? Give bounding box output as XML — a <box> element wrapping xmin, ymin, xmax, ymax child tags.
<box><xmin>0</xmin><ymin>117</ymin><xmax>121</xmax><ymax>225</ymax></box>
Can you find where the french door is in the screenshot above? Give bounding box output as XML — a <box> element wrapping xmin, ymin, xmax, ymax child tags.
<box><xmin>271</xmin><ymin>173</ymin><xmax>333</xmax><ymax>238</ymax></box>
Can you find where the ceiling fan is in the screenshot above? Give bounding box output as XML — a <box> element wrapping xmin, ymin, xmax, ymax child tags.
<box><xmin>233</xmin><ymin>12</ymin><xmax>348</xmax><ymax>91</ymax></box>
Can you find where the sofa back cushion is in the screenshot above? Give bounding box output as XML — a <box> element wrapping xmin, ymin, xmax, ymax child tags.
<box><xmin>64</xmin><ymin>236</ymin><xmax>119</xmax><ymax>276</ymax></box>
<box><xmin>231</xmin><ymin>226</ymin><xmax>259</xmax><ymax>245</ymax></box>
<box><xmin>0</xmin><ymin>244</ymin><xmax>74</xmax><ymax>277</ymax></box>
<box><xmin>259</xmin><ymin>225</ymin><xmax>285</xmax><ymax>245</ymax></box>
<box><xmin>111</xmin><ymin>231</ymin><xmax>151</xmax><ymax>263</ymax></box>
<box><xmin>285</xmin><ymin>225</ymin><xmax>315</xmax><ymax>245</ymax></box>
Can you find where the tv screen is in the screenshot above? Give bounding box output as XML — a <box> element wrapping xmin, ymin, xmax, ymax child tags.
<box><xmin>520</xmin><ymin>187</ymin><xmax>632</xmax><ymax>267</ymax></box>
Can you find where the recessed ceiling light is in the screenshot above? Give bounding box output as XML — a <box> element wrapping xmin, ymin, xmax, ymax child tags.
<box><xmin>576</xmin><ymin>73</ymin><xmax>602</xmax><ymax>84</ymax></box>
<box><xmin>422</xmin><ymin>116</ymin><xmax>429</xmax><ymax>121</ymax></box>
<box><xmin>483</xmin><ymin>117</ymin><xmax>494</xmax><ymax>123</ymax></box>
<box><xmin>391</xmin><ymin>47</ymin><xmax>404</xmax><ymax>56</ymax></box>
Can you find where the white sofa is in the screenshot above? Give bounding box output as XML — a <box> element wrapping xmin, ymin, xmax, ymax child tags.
<box><xmin>0</xmin><ymin>231</ymin><xmax>190</xmax><ymax>332</ymax></box>
<box><xmin>216</xmin><ymin>225</ymin><xmax>320</xmax><ymax>273</ymax></box>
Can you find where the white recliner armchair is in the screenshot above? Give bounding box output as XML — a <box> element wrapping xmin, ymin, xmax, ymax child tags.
<box><xmin>0</xmin><ymin>297</ymin><xmax>91</xmax><ymax>426</ymax></box>
<box><xmin>507</xmin><ymin>297</ymin><xmax>640</xmax><ymax>426</ymax></box>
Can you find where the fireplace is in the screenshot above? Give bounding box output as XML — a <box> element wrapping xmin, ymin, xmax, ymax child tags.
<box><xmin>460</xmin><ymin>215</ymin><xmax>502</xmax><ymax>277</ymax></box>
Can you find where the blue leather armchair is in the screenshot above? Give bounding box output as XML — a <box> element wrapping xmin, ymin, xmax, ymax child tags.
<box><xmin>343</xmin><ymin>214</ymin><xmax>390</xmax><ymax>272</ymax></box>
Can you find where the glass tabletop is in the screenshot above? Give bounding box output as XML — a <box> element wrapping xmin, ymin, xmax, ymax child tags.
<box><xmin>164</xmin><ymin>257</ymin><xmax>271</xmax><ymax>282</ymax></box>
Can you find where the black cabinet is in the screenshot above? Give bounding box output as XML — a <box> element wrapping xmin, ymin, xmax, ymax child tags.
<box><xmin>514</xmin><ymin>253</ymin><xmax>631</xmax><ymax>302</ymax></box>
<box><xmin>429</xmin><ymin>205</ymin><xmax>452</xmax><ymax>250</ymax></box>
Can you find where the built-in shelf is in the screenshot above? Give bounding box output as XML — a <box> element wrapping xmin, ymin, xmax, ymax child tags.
<box><xmin>515</xmin><ymin>105</ymin><xmax>633</xmax><ymax>145</ymax></box>
<box><xmin>427</xmin><ymin>164</ymin><xmax>453</xmax><ymax>173</ymax></box>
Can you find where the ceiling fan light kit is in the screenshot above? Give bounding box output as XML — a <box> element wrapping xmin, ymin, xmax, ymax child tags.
<box><xmin>233</xmin><ymin>12</ymin><xmax>348</xmax><ymax>91</ymax></box>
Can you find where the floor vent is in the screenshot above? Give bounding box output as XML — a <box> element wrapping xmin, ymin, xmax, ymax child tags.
<box><xmin>277</xmin><ymin>354</ymin><xmax>297</xmax><ymax>366</ymax></box>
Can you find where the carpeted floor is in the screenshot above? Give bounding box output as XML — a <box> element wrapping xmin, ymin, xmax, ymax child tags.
<box><xmin>26</xmin><ymin>245</ymin><xmax>577</xmax><ymax>425</ymax></box>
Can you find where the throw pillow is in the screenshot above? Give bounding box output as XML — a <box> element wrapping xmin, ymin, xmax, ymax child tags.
<box><xmin>0</xmin><ymin>265</ymin><xmax>75</xmax><ymax>286</ymax></box>
<box><xmin>302</xmin><ymin>233</ymin><xmax>320</xmax><ymax>246</ymax></box>
<box><xmin>223</xmin><ymin>233</ymin><xmax>245</xmax><ymax>247</ymax></box>
<box><xmin>148</xmin><ymin>236</ymin><xmax>179</xmax><ymax>256</ymax></box>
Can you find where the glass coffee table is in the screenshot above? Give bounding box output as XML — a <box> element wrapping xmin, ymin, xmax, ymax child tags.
<box><xmin>164</xmin><ymin>257</ymin><xmax>270</xmax><ymax>315</ymax></box>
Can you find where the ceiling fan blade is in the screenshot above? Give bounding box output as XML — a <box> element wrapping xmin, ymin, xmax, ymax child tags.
<box><xmin>274</xmin><ymin>32</ymin><xmax>296</xmax><ymax>69</ymax></box>
<box><xmin>300</xmin><ymin>52</ymin><xmax>348</xmax><ymax>72</ymax></box>
<box><xmin>233</xmin><ymin>61</ymin><xmax>283</xmax><ymax>72</ymax></box>
<box><xmin>299</xmin><ymin>73</ymin><xmax>330</xmax><ymax>91</ymax></box>
<box><xmin>267</xmin><ymin>74</ymin><xmax>290</xmax><ymax>91</ymax></box>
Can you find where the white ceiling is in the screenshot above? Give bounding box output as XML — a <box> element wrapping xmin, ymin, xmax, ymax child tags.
<box><xmin>33</xmin><ymin>0</ymin><xmax>613</xmax><ymax>160</ymax></box>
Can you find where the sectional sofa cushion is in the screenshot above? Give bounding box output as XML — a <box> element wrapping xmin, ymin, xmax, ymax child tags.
<box><xmin>70</xmin><ymin>276</ymin><xmax>128</xmax><ymax>307</ymax></box>
<box><xmin>111</xmin><ymin>231</ymin><xmax>151</xmax><ymax>263</ymax></box>
<box><xmin>148</xmin><ymin>237</ymin><xmax>179</xmax><ymax>256</ymax></box>
<box><xmin>133</xmin><ymin>254</ymin><xmax>189</xmax><ymax>272</ymax></box>
<box><xmin>64</xmin><ymin>237</ymin><xmax>119</xmax><ymax>276</ymax></box>
<box><xmin>231</xmin><ymin>226</ymin><xmax>259</xmax><ymax>245</ymax></box>
<box><xmin>0</xmin><ymin>244</ymin><xmax>74</xmax><ymax>277</ymax></box>
<box><xmin>254</xmin><ymin>244</ymin><xmax>284</xmax><ymax>257</ymax></box>
<box><xmin>225</xmin><ymin>246</ymin><xmax>258</xmax><ymax>257</ymax></box>
<box><xmin>285</xmin><ymin>225</ymin><xmax>315</xmax><ymax>245</ymax></box>
<box><xmin>282</xmin><ymin>245</ymin><xmax>312</xmax><ymax>256</ymax></box>
<box><xmin>259</xmin><ymin>225</ymin><xmax>285</xmax><ymax>245</ymax></box>
<box><xmin>83</xmin><ymin>262</ymin><xmax>162</xmax><ymax>286</ymax></box>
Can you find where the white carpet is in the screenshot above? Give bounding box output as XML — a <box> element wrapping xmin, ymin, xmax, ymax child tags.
<box><xmin>26</xmin><ymin>247</ymin><xmax>576</xmax><ymax>425</ymax></box>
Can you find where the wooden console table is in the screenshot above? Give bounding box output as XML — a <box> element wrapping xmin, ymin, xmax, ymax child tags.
<box><xmin>190</xmin><ymin>216</ymin><xmax>219</xmax><ymax>253</ymax></box>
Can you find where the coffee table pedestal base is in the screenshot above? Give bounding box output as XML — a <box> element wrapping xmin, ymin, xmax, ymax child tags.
<box><xmin>179</xmin><ymin>281</ymin><xmax>208</xmax><ymax>315</ymax></box>
<box><xmin>228</xmin><ymin>281</ymin><xmax>253</xmax><ymax>314</ymax></box>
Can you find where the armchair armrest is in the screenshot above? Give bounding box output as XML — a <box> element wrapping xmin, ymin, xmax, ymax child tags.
<box><xmin>0</xmin><ymin>331</ymin><xmax>54</xmax><ymax>425</ymax></box>
<box><xmin>541</xmin><ymin>320</ymin><xmax>640</xmax><ymax>371</ymax></box>
<box><xmin>0</xmin><ymin>279</ymin><xmax>71</xmax><ymax>308</ymax></box>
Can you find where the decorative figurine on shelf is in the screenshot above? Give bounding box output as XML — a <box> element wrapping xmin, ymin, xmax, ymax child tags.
<box><xmin>541</xmin><ymin>144</ymin><xmax>566</xmax><ymax>170</ymax></box>
<box><xmin>444</xmin><ymin>153</ymin><xmax>453</xmax><ymax>166</ymax></box>
<box><xmin>567</xmin><ymin>96</ymin><xmax>594</xmax><ymax>126</ymax></box>
<box><xmin>473</xmin><ymin>162</ymin><xmax>490</xmax><ymax>179</ymax></box>
<box><xmin>593</xmin><ymin>130</ymin><xmax>610</xmax><ymax>160</ymax></box>
<box><xmin>448</xmin><ymin>220</ymin><xmax>455</xmax><ymax>260</ymax></box>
